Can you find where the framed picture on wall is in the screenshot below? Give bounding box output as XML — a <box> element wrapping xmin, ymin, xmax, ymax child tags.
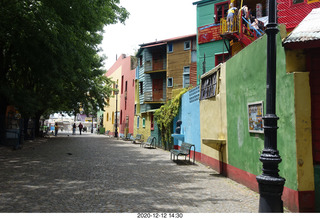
<box><xmin>248</xmin><ymin>101</ymin><xmax>264</xmax><ymax>133</ymax></box>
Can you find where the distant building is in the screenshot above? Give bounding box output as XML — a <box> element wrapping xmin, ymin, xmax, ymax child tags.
<box><xmin>103</xmin><ymin>54</ymin><xmax>135</xmax><ymax>137</ymax></box>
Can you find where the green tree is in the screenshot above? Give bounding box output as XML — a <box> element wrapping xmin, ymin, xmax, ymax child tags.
<box><xmin>0</xmin><ymin>0</ymin><xmax>128</xmax><ymax>136</ymax></box>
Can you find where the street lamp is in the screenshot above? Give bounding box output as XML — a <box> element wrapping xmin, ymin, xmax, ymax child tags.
<box><xmin>256</xmin><ymin>0</ymin><xmax>285</xmax><ymax>212</ymax></box>
<box><xmin>114</xmin><ymin>84</ymin><xmax>118</xmax><ymax>138</ymax></box>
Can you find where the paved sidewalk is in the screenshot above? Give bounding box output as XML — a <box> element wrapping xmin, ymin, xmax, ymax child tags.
<box><xmin>0</xmin><ymin>133</ymin><xmax>261</xmax><ymax>213</ymax></box>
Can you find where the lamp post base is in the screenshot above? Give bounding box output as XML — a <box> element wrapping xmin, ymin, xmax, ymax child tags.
<box><xmin>256</xmin><ymin>174</ymin><xmax>285</xmax><ymax>212</ymax></box>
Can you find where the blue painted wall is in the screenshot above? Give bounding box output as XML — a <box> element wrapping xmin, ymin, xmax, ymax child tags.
<box><xmin>173</xmin><ymin>86</ymin><xmax>201</xmax><ymax>153</ymax></box>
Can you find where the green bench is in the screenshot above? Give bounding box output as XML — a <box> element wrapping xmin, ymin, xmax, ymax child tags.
<box><xmin>132</xmin><ymin>134</ymin><xmax>143</xmax><ymax>144</ymax></box>
<box><xmin>123</xmin><ymin>133</ymin><xmax>132</xmax><ymax>141</ymax></box>
<box><xmin>140</xmin><ymin>136</ymin><xmax>156</xmax><ymax>149</ymax></box>
<box><xmin>170</xmin><ymin>142</ymin><xmax>195</xmax><ymax>164</ymax></box>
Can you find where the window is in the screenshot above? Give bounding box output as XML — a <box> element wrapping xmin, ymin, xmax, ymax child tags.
<box><xmin>137</xmin><ymin>116</ymin><xmax>140</xmax><ymax>128</ymax></box>
<box><xmin>139</xmin><ymin>81</ymin><xmax>143</xmax><ymax>94</ymax></box>
<box><xmin>183</xmin><ymin>66</ymin><xmax>190</xmax><ymax>88</ymax></box>
<box><xmin>200</xmin><ymin>68</ymin><xmax>220</xmax><ymax>100</ymax></box>
<box><xmin>112</xmin><ymin>111</ymin><xmax>114</xmax><ymax>124</ymax></box>
<box><xmin>150</xmin><ymin>114</ymin><xmax>154</xmax><ymax>131</ymax></box>
<box><xmin>107</xmin><ymin>113</ymin><xmax>109</xmax><ymax>121</ymax></box>
<box><xmin>121</xmin><ymin>76</ymin><xmax>124</xmax><ymax>94</ymax></box>
<box><xmin>142</xmin><ymin>118</ymin><xmax>146</xmax><ymax>128</ymax></box>
<box><xmin>120</xmin><ymin>110</ymin><xmax>122</xmax><ymax>124</ymax></box>
<box><xmin>167</xmin><ymin>43</ymin><xmax>173</xmax><ymax>53</ymax></box>
<box><xmin>215</xmin><ymin>2</ymin><xmax>229</xmax><ymax>23</ymax></box>
<box><xmin>191</xmin><ymin>50</ymin><xmax>197</xmax><ymax>63</ymax></box>
<box><xmin>139</xmin><ymin>55</ymin><xmax>143</xmax><ymax>67</ymax></box>
<box><xmin>167</xmin><ymin>77</ymin><xmax>173</xmax><ymax>87</ymax></box>
<box><xmin>125</xmin><ymin>81</ymin><xmax>127</xmax><ymax>92</ymax></box>
<box><xmin>293</xmin><ymin>0</ymin><xmax>304</xmax><ymax>4</ymax></box>
<box><xmin>184</xmin><ymin>41</ymin><xmax>191</xmax><ymax>50</ymax></box>
<box><xmin>215</xmin><ymin>53</ymin><xmax>230</xmax><ymax>66</ymax></box>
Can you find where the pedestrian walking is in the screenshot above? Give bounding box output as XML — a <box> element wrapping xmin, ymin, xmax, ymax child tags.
<box><xmin>72</xmin><ymin>123</ymin><xmax>76</xmax><ymax>135</ymax></box>
<box><xmin>54</xmin><ymin>122</ymin><xmax>58</xmax><ymax>136</ymax></box>
<box><xmin>78</xmin><ymin>123</ymin><xmax>83</xmax><ymax>135</ymax></box>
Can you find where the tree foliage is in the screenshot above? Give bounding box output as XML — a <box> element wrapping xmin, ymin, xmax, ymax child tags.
<box><xmin>0</xmin><ymin>0</ymin><xmax>129</xmax><ymax>133</ymax></box>
<box><xmin>154</xmin><ymin>89</ymin><xmax>188</xmax><ymax>148</ymax></box>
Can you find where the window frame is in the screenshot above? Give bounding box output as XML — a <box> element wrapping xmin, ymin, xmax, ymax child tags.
<box><xmin>167</xmin><ymin>77</ymin><xmax>173</xmax><ymax>88</ymax></box>
<box><xmin>142</xmin><ymin>118</ymin><xmax>146</xmax><ymax>128</ymax></box>
<box><xmin>183</xmin><ymin>66</ymin><xmax>190</xmax><ymax>88</ymax></box>
<box><xmin>139</xmin><ymin>81</ymin><xmax>143</xmax><ymax>95</ymax></box>
<box><xmin>184</xmin><ymin>41</ymin><xmax>191</xmax><ymax>50</ymax></box>
<box><xmin>214</xmin><ymin>1</ymin><xmax>229</xmax><ymax>24</ymax></box>
<box><xmin>167</xmin><ymin>43</ymin><xmax>173</xmax><ymax>53</ymax></box>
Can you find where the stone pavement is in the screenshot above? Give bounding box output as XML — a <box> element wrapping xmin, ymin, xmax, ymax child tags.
<box><xmin>0</xmin><ymin>133</ymin><xmax>262</xmax><ymax>213</ymax></box>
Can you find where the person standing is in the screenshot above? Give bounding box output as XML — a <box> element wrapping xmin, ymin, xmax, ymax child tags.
<box><xmin>78</xmin><ymin>123</ymin><xmax>83</xmax><ymax>135</ymax></box>
<box><xmin>54</xmin><ymin>122</ymin><xmax>58</xmax><ymax>136</ymax></box>
<box><xmin>72</xmin><ymin>123</ymin><xmax>76</xmax><ymax>135</ymax></box>
<box><xmin>227</xmin><ymin>3</ymin><xmax>238</xmax><ymax>32</ymax></box>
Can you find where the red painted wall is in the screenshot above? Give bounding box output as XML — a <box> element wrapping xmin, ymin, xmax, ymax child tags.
<box><xmin>190</xmin><ymin>62</ymin><xmax>198</xmax><ymax>87</ymax></box>
<box><xmin>278</xmin><ymin>0</ymin><xmax>320</xmax><ymax>32</ymax></box>
<box><xmin>119</xmin><ymin>55</ymin><xmax>136</xmax><ymax>136</ymax></box>
<box><xmin>105</xmin><ymin>54</ymin><xmax>136</xmax><ymax>136</ymax></box>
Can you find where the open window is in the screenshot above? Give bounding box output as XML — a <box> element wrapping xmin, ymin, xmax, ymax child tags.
<box><xmin>215</xmin><ymin>1</ymin><xmax>229</xmax><ymax>24</ymax></box>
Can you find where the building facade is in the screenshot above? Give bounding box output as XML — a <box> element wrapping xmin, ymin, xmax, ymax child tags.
<box><xmin>103</xmin><ymin>54</ymin><xmax>134</xmax><ymax>137</ymax></box>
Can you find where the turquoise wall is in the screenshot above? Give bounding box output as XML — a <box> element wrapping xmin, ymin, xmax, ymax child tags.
<box><xmin>225</xmin><ymin>34</ymin><xmax>297</xmax><ymax>190</ymax></box>
<box><xmin>173</xmin><ymin>86</ymin><xmax>201</xmax><ymax>153</ymax></box>
<box><xmin>195</xmin><ymin>0</ymin><xmax>229</xmax><ymax>84</ymax></box>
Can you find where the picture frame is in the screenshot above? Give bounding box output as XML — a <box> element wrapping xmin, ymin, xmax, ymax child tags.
<box><xmin>248</xmin><ymin>101</ymin><xmax>264</xmax><ymax>133</ymax></box>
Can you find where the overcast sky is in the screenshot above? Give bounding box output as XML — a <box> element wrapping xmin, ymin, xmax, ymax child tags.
<box><xmin>100</xmin><ymin>0</ymin><xmax>197</xmax><ymax>70</ymax></box>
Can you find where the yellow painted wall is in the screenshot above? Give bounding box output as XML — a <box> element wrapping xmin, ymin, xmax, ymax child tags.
<box><xmin>294</xmin><ymin>71</ymin><xmax>315</xmax><ymax>191</ymax></box>
<box><xmin>286</xmin><ymin>49</ymin><xmax>306</xmax><ymax>73</ymax></box>
<box><xmin>133</xmin><ymin>113</ymin><xmax>152</xmax><ymax>140</ymax></box>
<box><xmin>200</xmin><ymin>63</ymin><xmax>228</xmax><ymax>163</ymax></box>
<box><xmin>103</xmin><ymin>66</ymin><xmax>122</xmax><ymax>133</ymax></box>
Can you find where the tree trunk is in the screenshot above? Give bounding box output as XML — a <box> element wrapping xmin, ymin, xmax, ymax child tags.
<box><xmin>0</xmin><ymin>97</ymin><xmax>8</xmax><ymax>133</ymax></box>
<box><xmin>34</xmin><ymin>112</ymin><xmax>41</xmax><ymax>137</ymax></box>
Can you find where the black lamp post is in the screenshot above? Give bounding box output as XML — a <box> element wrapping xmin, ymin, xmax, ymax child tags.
<box><xmin>114</xmin><ymin>84</ymin><xmax>118</xmax><ymax>138</ymax></box>
<box><xmin>256</xmin><ymin>0</ymin><xmax>285</xmax><ymax>212</ymax></box>
<box><xmin>91</xmin><ymin>116</ymin><xmax>93</xmax><ymax>133</ymax></box>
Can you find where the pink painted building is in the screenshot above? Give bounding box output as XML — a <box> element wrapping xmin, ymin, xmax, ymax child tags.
<box><xmin>104</xmin><ymin>54</ymin><xmax>136</xmax><ymax>137</ymax></box>
<box><xmin>119</xmin><ymin>55</ymin><xmax>136</xmax><ymax>137</ymax></box>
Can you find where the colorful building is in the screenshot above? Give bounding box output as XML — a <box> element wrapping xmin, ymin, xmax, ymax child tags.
<box><xmin>283</xmin><ymin>8</ymin><xmax>320</xmax><ymax>211</ymax></box>
<box><xmin>103</xmin><ymin>54</ymin><xmax>134</xmax><ymax>137</ymax></box>
<box><xmin>134</xmin><ymin>40</ymin><xmax>167</xmax><ymax>144</ymax></box>
<box><xmin>119</xmin><ymin>56</ymin><xmax>136</xmax><ymax>137</ymax></box>
<box><xmin>134</xmin><ymin>35</ymin><xmax>197</xmax><ymax>145</ymax></box>
<box><xmin>166</xmin><ymin>34</ymin><xmax>198</xmax><ymax>100</ymax></box>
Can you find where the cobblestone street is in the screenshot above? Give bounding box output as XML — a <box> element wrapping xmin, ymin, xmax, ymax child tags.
<box><xmin>0</xmin><ymin>133</ymin><xmax>261</xmax><ymax>213</ymax></box>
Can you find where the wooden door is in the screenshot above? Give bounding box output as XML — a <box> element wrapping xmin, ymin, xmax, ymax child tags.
<box><xmin>153</xmin><ymin>78</ymin><xmax>163</xmax><ymax>101</ymax></box>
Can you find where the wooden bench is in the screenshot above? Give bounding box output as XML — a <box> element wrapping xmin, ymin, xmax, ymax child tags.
<box><xmin>140</xmin><ymin>136</ymin><xmax>156</xmax><ymax>148</ymax></box>
<box><xmin>132</xmin><ymin>134</ymin><xmax>143</xmax><ymax>144</ymax></box>
<box><xmin>170</xmin><ymin>142</ymin><xmax>195</xmax><ymax>164</ymax></box>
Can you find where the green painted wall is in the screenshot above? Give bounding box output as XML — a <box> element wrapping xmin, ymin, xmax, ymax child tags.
<box><xmin>196</xmin><ymin>0</ymin><xmax>229</xmax><ymax>84</ymax></box>
<box><xmin>226</xmin><ymin>34</ymin><xmax>297</xmax><ymax>190</ymax></box>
